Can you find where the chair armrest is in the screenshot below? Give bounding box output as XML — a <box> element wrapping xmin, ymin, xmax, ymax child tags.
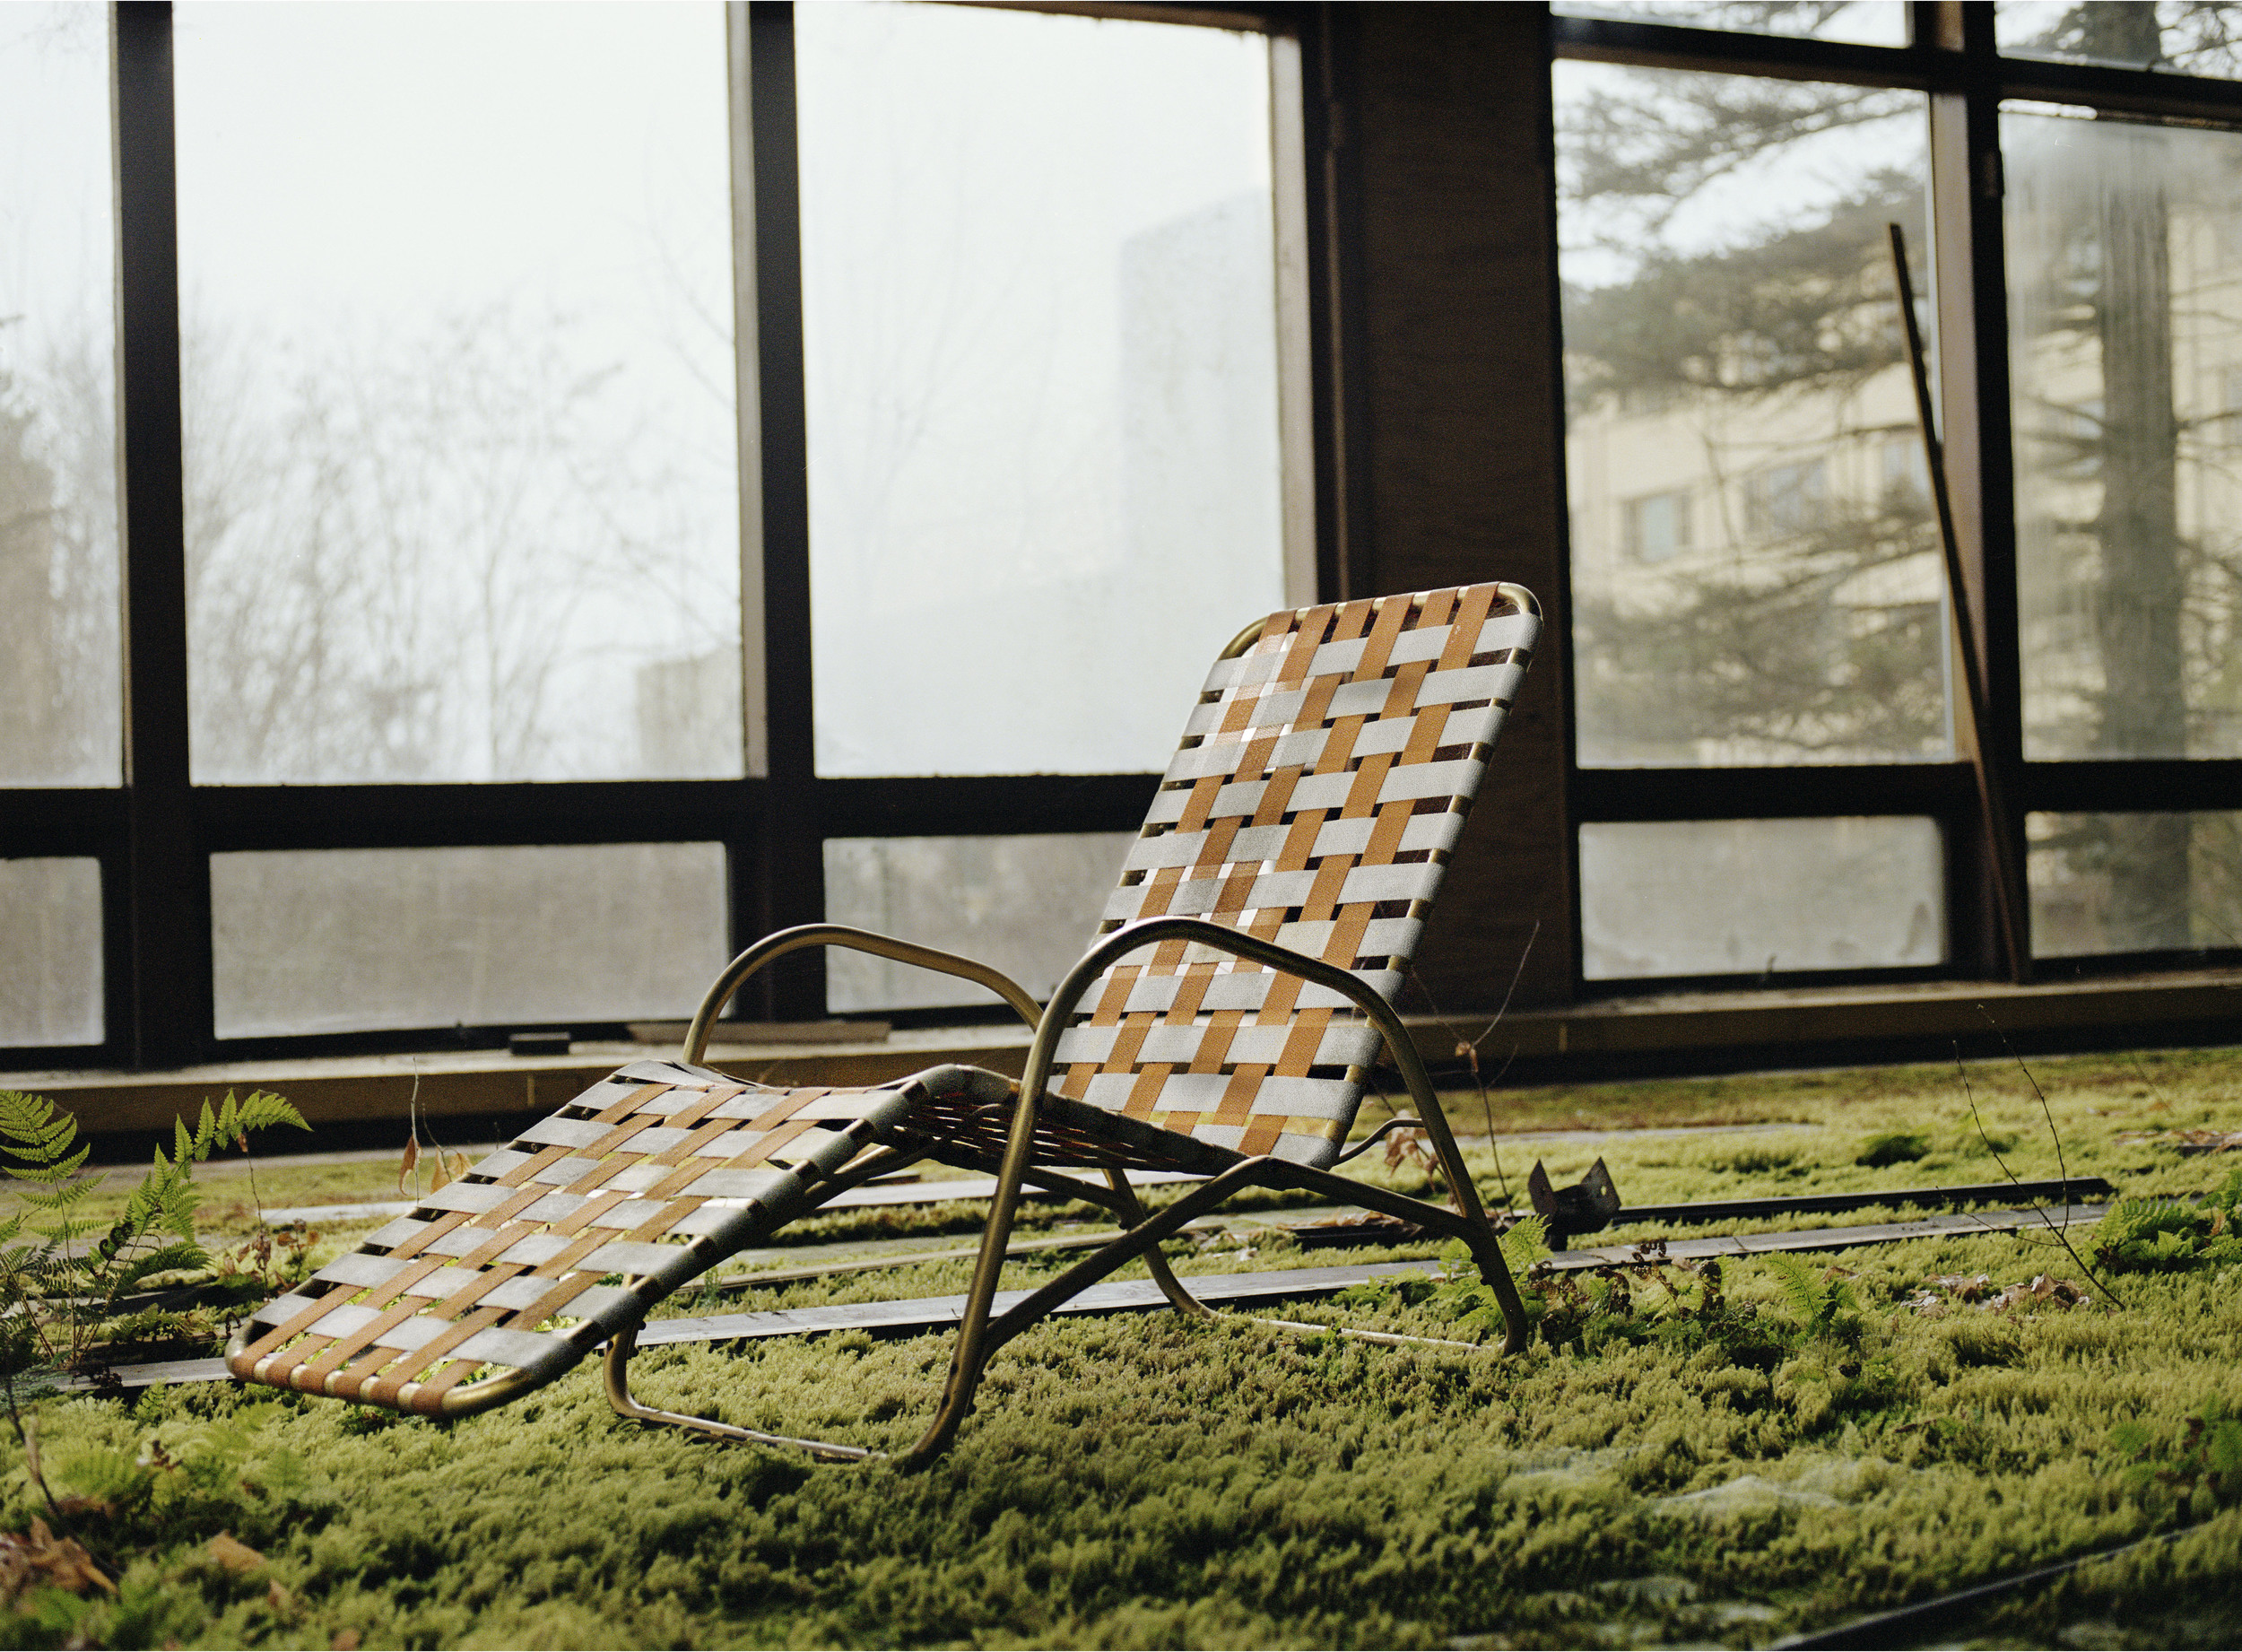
<box><xmin>1016</xmin><ymin>916</ymin><xmax>1481</xmax><ymax>1216</ymax></box>
<box><xmin>684</xmin><ymin>924</ymin><xmax>1042</xmax><ymax>1065</ymax></box>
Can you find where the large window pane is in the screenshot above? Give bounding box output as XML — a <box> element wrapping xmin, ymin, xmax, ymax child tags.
<box><xmin>1558</xmin><ymin>63</ymin><xmax>1948</xmax><ymax>768</ymax></box>
<box><xmin>1998</xmin><ymin>3</ymin><xmax>2242</xmax><ymax>78</ymax></box>
<box><xmin>1580</xmin><ymin>818</ymin><xmax>1946</xmax><ymax>979</ymax></box>
<box><xmin>0</xmin><ymin>858</ymin><xmax>102</xmax><ymax>1047</ymax></box>
<box><xmin>797</xmin><ymin>4</ymin><xmax>1290</xmax><ymax>778</ymax></box>
<box><xmin>210</xmin><ymin>844</ymin><xmax>729</xmax><ymax>1039</ymax></box>
<box><xmin>175</xmin><ymin>4</ymin><xmax>744</xmax><ymax>785</ymax></box>
<box><xmin>823</xmin><ymin>834</ymin><xmax>1132</xmax><ymax>1012</ymax></box>
<box><xmin>2008</xmin><ymin>109</ymin><xmax>2242</xmax><ymax>769</ymax></box>
<box><xmin>0</xmin><ymin>5</ymin><xmax>120</xmax><ymax>787</ymax></box>
<box><xmin>1554</xmin><ymin>2</ymin><xmax>1907</xmax><ymax>47</ymax></box>
<box><xmin>2029</xmin><ymin>812</ymin><xmax>2242</xmax><ymax>957</ymax></box>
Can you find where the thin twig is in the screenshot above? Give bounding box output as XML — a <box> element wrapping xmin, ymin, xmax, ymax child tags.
<box><xmin>1406</xmin><ymin>920</ymin><xmax>1538</xmax><ymax>1208</ymax></box>
<box><xmin>1954</xmin><ymin>1038</ymin><xmax>2125</xmax><ymax>1309</ymax></box>
<box><xmin>2127</xmin><ymin>1052</ymin><xmax>2175</xmax><ymax>1113</ymax></box>
<box><xmin>1981</xmin><ymin>1006</ymin><xmax>2071</xmax><ymax>1203</ymax></box>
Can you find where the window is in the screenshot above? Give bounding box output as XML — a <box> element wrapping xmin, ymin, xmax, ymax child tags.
<box><xmin>1742</xmin><ymin>459</ymin><xmax>1829</xmax><ymax>541</ymax></box>
<box><xmin>1556</xmin><ymin>0</ymin><xmax>2242</xmax><ymax>984</ymax></box>
<box><xmin>1559</xmin><ymin>55</ymin><xmax>1945</xmax><ymax>773</ymax></box>
<box><xmin>0</xmin><ymin>4</ymin><xmax>119</xmax><ymax>791</ymax></box>
<box><xmin>1</xmin><ymin>3</ymin><xmax>1308</xmax><ymax>1065</ymax></box>
<box><xmin>173</xmin><ymin>4</ymin><xmax>745</xmax><ymax>786</ymax></box>
<box><xmin>1623</xmin><ymin>489</ymin><xmax>1691</xmax><ymax>562</ymax></box>
<box><xmin>796</xmin><ymin>3</ymin><xmax>1297</xmax><ymax>781</ymax></box>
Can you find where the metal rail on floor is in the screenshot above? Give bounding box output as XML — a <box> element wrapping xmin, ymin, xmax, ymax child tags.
<box><xmin>77</xmin><ymin>1201</ymin><xmax>2109</xmax><ymax>1393</ymax></box>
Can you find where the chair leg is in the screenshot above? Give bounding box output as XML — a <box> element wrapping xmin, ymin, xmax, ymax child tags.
<box><xmin>1105</xmin><ymin>1167</ymin><xmax>1215</xmax><ymax>1319</ymax></box>
<box><xmin>602</xmin><ymin>1326</ymin><xmax>876</xmax><ymax>1463</ymax></box>
<box><xmin>608</xmin><ymin>1148</ymin><xmax>1526</xmax><ymax>1471</ymax></box>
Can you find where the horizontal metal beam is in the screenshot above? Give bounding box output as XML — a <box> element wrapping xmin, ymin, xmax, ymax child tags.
<box><xmin>1551</xmin><ymin>13</ymin><xmax>1941</xmax><ymax>89</ymax></box>
<box><xmin>1572</xmin><ymin>762</ymin><xmax>1976</xmax><ymax>822</ymax></box>
<box><xmin>818</xmin><ymin>773</ymin><xmax>1160</xmax><ymax>839</ymax></box>
<box><xmin>173</xmin><ymin>773</ymin><xmax>1161</xmax><ymax>855</ymax></box>
<box><xmin>2020</xmin><ymin>759</ymin><xmax>2242</xmax><ymax>815</ymax></box>
<box><xmin>2000</xmin><ymin>51</ymin><xmax>2242</xmax><ymax>124</ymax></box>
<box><xmin>194</xmin><ymin>781</ymin><xmax>761</xmax><ymax>853</ymax></box>
<box><xmin>0</xmin><ymin>790</ymin><xmax>129</xmax><ymax>858</ymax></box>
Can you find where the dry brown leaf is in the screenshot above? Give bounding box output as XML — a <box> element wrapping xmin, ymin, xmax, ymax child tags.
<box><xmin>267</xmin><ymin>1579</ymin><xmax>292</xmax><ymax>1612</ymax></box>
<box><xmin>208</xmin><ymin>1531</ymin><xmax>265</xmax><ymax>1572</ymax></box>
<box><xmin>331</xmin><ymin>1632</ymin><xmax>362</xmax><ymax>1651</ymax></box>
<box><xmin>430</xmin><ymin>1151</ymin><xmax>452</xmax><ymax>1191</ymax></box>
<box><xmin>448</xmin><ymin>1151</ymin><xmax>472</xmax><ymax>1182</ymax></box>
<box><xmin>396</xmin><ymin>1137</ymin><xmax>420</xmax><ymax>1195</ymax></box>
<box><xmin>0</xmin><ymin>1518</ymin><xmax>115</xmax><ymax>1601</ymax></box>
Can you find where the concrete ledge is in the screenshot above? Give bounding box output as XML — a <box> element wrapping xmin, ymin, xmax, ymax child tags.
<box><xmin>1499</xmin><ymin>969</ymin><xmax>2242</xmax><ymax>1060</ymax></box>
<box><xmin>11</xmin><ymin>967</ymin><xmax>2241</xmax><ymax>1140</ymax></box>
<box><xmin>5</xmin><ymin>1025</ymin><xmax>1035</xmax><ymax>1138</ymax></box>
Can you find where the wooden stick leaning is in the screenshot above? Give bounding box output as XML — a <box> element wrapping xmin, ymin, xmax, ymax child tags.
<box><xmin>1889</xmin><ymin>222</ymin><xmax>2032</xmax><ymax>984</ymax></box>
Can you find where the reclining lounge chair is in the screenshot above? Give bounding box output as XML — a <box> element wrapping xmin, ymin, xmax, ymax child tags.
<box><xmin>228</xmin><ymin>580</ymin><xmax>1541</xmax><ymax>1467</ymax></box>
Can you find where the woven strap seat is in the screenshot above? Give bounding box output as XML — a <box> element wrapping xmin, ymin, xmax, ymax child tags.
<box><xmin>1050</xmin><ymin>584</ymin><xmax>1532</xmax><ymax>1167</ymax></box>
<box><xmin>230</xmin><ymin>1061</ymin><xmax>942</xmax><ymax>1412</ymax></box>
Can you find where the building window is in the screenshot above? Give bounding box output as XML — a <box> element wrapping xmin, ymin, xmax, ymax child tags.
<box><xmin>1622</xmin><ymin>489</ymin><xmax>1691</xmax><ymax>562</ymax></box>
<box><xmin>1742</xmin><ymin>459</ymin><xmax>1829</xmax><ymax>541</ymax></box>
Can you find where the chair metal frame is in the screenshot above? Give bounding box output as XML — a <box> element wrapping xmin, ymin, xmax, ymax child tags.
<box><xmin>599</xmin><ymin>603</ymin><xmax>1536</xmax><ymax>1470</ymax></box>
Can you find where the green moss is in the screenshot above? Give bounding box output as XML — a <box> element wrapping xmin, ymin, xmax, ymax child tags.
<box><xmin>1</xmin><ymin>1045</ymin><xmax>2237</xmax><ymax>1648</ymax></box>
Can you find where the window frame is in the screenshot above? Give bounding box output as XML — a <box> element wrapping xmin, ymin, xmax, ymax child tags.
<box><xmin>1553</xmin><ymin>0</ymin><xmax>2242</xmax><ymax>999</ymax></box>
<box><xmin>0</xmin><ymin>0</ymin><xmax>1329</xmax><ymax>1067</ymax></box>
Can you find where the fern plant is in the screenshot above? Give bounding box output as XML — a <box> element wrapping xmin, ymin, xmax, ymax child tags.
<box><xmin>0</xmin><ymin>1090</ymin><xmax>307</xmax><ymax>1418</ymax></box>
<box><xmin>1762</xmin><ymin>1252</ymin><xmax>1862</xmax><ymax>1342</ymax></box>
<box><xmin>2096</xmin><ymin>1173</ymin><xmax>2242</xmax><ymax>1274</ymax></box>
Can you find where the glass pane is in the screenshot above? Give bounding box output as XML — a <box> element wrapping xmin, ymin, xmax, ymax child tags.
<box><xmin>0</xmin><ymin>858</ymin><xmax>102</xmax><ymax>1047</ymax></box>
<box><xmin>2029</xmin><ymin>811</ymin><xmax>2242</xmax><ymax>956</ymax></box>
<box><xmin>2007</xmin><ymin>109</ymin><xmax>2242</xmax><ymax>765</ymax></box>
<box><xmin>1557</xmin><ymin>63</ymin><xmax>1948</xmax><ymax>768</ymax></box>
<box><xmin>1554</xmin><ymin>1</ymin><xmax>1908</xmax><ymax>47</ymax></box>
<box><xmin>1579</xmin><ymin>817</ymin><xmax>1945</xmax><ymax>978</ymax></box>
<box><xmin>823</xmin><ymin>834</ymin><xmax>1132</xmax><ymax>1012</ymax></box>
<box><xmin>798</xmin><ymin>4</ymin><xmax>1289</xmax><ymax>778</ymax></box>
<box><xmin>210</xmin><ymin>844</ymin><xmax>728</xmax><ymax>1039</ymax></box>
<box><xmin>174</xmin><ymin>4</ymin><xmax>744</xmax><ymax>784</ymax></box>
<box><xmin>1997</xmin><ymin>3</ymin><xmax>2242</xmax><ymax>78</ymax></box>
<box><xmin>0</xmin><ymin>6</ymin><xmax>120</xmax><ymax>787</ymax></box>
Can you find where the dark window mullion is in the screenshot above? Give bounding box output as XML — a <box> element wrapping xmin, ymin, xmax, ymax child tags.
<box><xmin>112</xmin><ymin>3</ymin><xmax>206</xmax><ymax>1068</ymax></box>
<box><xmin>1998</xmin><ymin>51</ymin><xmax>2242</xmax><ymax>126</ymax></box>
<box><xmin>2023</xmin><ymin>761</ymin><xmax>2242</xmax><ymax>815</ymax></box>
<box><xmin>1551</xmin><ymin>13</ymin><xmax>1944</xmax><ymax>89</ymax></box>
<box><xmin>190</xmin><ymin>781</ymin><xmax>766</xmax><ymax>855</ymax></box>
<box><xmin>741</xmin><ymin>1</ymin><xmax>821</xmax><ymax>1021</ymax></box>
<box><xmin>1572</xmin><ymin>764</ymin><xmax>1977</xmax><ymax>822</ymax></box>
<box><xmin>816</xmin><ymin>775</ymin><xmax>1162</xmax><ymax>841</ymax></box>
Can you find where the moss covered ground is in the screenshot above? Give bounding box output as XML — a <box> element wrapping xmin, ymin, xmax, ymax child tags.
<box><xmin>4</xmin><ymin>1045</ymin><xmax>2241</xmax><ymax>1648</ymax></box>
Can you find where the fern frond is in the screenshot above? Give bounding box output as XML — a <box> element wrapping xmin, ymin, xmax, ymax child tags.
<box><xmin>1500</xmin><ymin>1214</ymin><xmax>1551</xmax><ymax>1276</ymax></box>
<box><xmin>1765</xmin><ymin>1252</ymin><xmax>1827</xmax><ymax>1329</ymax></box>
<box><xmin>104</xmin><ymin>1242</ymin><xmax>212</xmax><ymax>1299</ymax></box>
<box><xmin>227</xmin><ymin>1090</ymin><xmax>308</xmax><ymax>1137</ymax></box>
<box><xmin>0</xmin><ymin>1091</ymin><xmax>88</xmax><ymax>1179</ymax></box>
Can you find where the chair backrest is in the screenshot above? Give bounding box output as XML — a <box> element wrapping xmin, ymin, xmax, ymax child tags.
<box><xmin>1049</xmin><ymin>582</ymin><xmax>1538</xmax><ymax>1169</ymax></box>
